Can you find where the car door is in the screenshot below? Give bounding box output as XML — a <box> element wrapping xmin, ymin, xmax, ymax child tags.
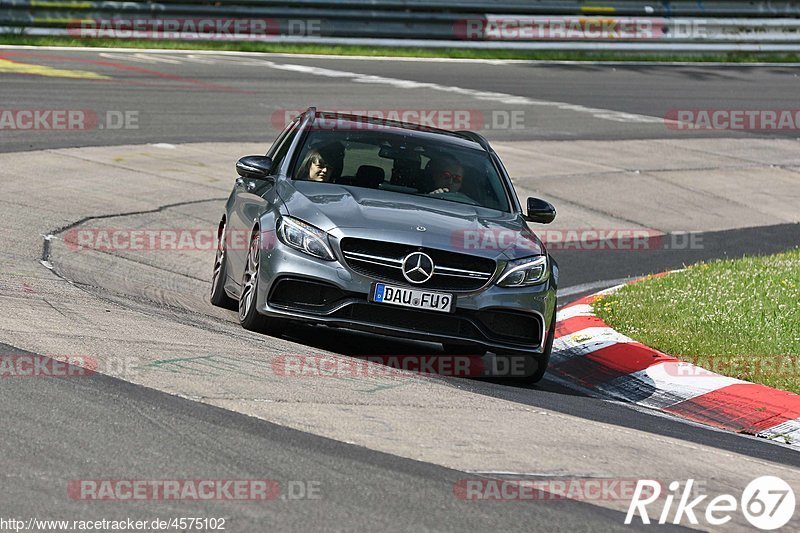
<box><xmin>227</xmin><ymin>120</ymin><xmax>300</xmax><ymax>289</ymax></box>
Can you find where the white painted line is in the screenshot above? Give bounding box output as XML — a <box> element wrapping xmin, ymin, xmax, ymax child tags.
<box><xmin>556</xmin><ymin>326</ymin><xmax>634</xmax><ymax>346</ymax></box>
<box><xmin>4</xmin><ymin>45</ymin><xmax>800</xmax><ymax>67</ymax></box>
<box><xmin>548</xmin><ymin>370</ymin><xmax>793</xmax><ymax>445</ymax></box>
<box><xmin>594</xmin><ymin>283</ymin><xmax>627</xmax><ymax>296</ymax></box>
<box><xmin>551</xmin><ymin>327</ymin><xmax>635</xmax><ymax>361</ymax></box>
<box><xmin>0</xmin><ymin>45</ymin><xmax>516</xmax><ymax>64</ymax></box>
<box><xmin>647</xmin><ymin>361</ymin><xmax>746</xmax><ymax>392</ymax></box>
<box><xmin>599</xmin><ymin>362</ymin><xmax>746</xmax><ymax>410</ymax></box>
<box><xmin>265</xmin><ymin>62</ymin><xmax>663</xmax><ymax>124</ymax></box>
<box><xmin>558</xmin><ymin>277</ymin><xmax>632</xmax><ymax>298</ymax></box>
<box><xmin>758</xmin><ymin>417</ymin><xmax>800</xmax><ymax>446</ymax></box>
<box><xmin>86</xmin><ymin>49</ymin><xmax>666</xmax><ymax>125</ymax></box>
<box><xmin>556</xmin><ymin>304</ymin><xmax>594</xmax><ymax>321</ymax></box>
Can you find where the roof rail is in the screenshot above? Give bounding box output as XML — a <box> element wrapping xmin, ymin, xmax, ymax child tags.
<box><xmin>455</xmin><ymin>130</ymin><xmax>492</xmax><ymax>151</ymax></box>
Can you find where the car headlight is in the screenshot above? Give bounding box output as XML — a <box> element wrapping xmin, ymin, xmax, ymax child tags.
<box><xmin>276</xmin><ymin>216</ymin><xmax>335</xmax><ymax>261</ymax></box>
<box><xmin>496</xmin><ymin>256</ymin><xmax>549</xmax><ymax>287</ymax></box>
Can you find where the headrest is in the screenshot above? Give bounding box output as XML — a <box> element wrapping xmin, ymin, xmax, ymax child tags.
<box><xmin>355</xmin><ymin>165</ymin><xmax>385</xmax><ymax>187</ymax></box>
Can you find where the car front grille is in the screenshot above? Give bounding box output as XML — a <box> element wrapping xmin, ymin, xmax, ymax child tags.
<box><xmin>339</xmin><ymin>237</ymin><xmax>496</xmax><ymax>291</ymax></box>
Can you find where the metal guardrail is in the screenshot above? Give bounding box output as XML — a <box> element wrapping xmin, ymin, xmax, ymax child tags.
<box><xmin>6</xmin><ymin>1</ymin><xmax>800</xmax><ymax>17</ymax></box>
<box><xmin>2</xmin><ymin>1</ymin><xmax>800</xmax><ymax>52</ymax></box>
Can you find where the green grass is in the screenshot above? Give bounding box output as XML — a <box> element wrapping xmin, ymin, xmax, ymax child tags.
<box><xmin>3</xmin><ymin>35</ymin><xmax>800</xmax><ymax>62</ymax></box>
<box><xmin>594</xmin><ymin>249</ymin><xmax>800</xmax><ymax>393</ymax></box>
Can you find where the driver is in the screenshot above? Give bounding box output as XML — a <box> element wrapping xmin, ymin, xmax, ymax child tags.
<box><xmin>425</xmin><ymin>154</ymin><xmax>464</xmax><ymax>195</ymax></box>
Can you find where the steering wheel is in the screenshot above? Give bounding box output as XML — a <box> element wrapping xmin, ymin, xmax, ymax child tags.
<box><xmin>432</xmin><ymin>191</ymin><xmax>481</xmax><ymax>206</ymax></box>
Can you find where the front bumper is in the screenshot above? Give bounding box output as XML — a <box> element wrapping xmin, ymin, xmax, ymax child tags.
<box><xmin>255</xmin><ymin>231</ymin><xmax>557</xmax><ymax>354</ymax></box>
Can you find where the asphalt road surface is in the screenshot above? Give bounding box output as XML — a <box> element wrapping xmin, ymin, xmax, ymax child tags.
<box><xmin>2</xmin><ymin>48</ymin><xmax>800</xmax><ymax>152</ymax></box>
<box><xmin>1</xmin><ymin>47</ymin><xmax>799</xmax><ymax>532</ymax></box>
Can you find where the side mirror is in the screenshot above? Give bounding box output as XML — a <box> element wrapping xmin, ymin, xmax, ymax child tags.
<box><xmin>524</xmin><ymin>197</ymin><xmax>556</xmax><ymax>224</ymax></box>
<box><xmin>236</xmin><ymin>156</ymin><xmax>274</xmax><ymax>181</ymax></box>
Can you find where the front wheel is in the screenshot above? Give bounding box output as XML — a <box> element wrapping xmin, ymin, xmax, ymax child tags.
<box><xmin>239</xmin><ymin>229</ymin><xmax>284</xmax><ymax>335</ymax></box>
<box><xmin>210</xmin><ymin>219</ymin><xmax>236</xmax><ymax>310</ymax></box>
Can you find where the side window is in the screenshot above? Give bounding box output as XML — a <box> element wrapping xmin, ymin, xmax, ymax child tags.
<box><xmin>268</xmin><ymin>121</ymin><xmax>299</xmax><ymax>174</ymax></box>
<box><xmin>266</xmin><ymin>121</ymin><xmax>292</xmax><ymax>157</ymax></box>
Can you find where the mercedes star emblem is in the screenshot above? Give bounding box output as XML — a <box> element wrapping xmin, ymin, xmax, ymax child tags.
<box><xmin>401</xmin><ymin>252</ymin><xmax>435</xmax><ymax>284</ymax></box>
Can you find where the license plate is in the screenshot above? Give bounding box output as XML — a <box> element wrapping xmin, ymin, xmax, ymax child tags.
<box><xmin>371</xmin><ymin>283</ymin><xmax>455</xmax><ymax>313</ymax></box>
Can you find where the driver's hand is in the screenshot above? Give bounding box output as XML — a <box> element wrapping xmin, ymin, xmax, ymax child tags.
<box><xmin>429</xmin><ymin>187</ymin><xmax>450</xmax><ymax>194</ymax></box>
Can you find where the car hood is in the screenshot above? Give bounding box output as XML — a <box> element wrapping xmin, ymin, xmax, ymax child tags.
<box><xmin>277</xmin><ymin>181</ymin><xmax>544</xmax><ymax>260</ymax></box>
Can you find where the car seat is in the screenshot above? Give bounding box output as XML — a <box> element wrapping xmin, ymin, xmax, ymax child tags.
<box><xmin>353</xmin><ymin>165</ymin><xmax>385</xmax><ymax>188</ymax></box>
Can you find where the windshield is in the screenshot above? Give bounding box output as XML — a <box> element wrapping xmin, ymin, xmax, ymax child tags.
<box><xmin>291</xmin><ymin>128</ymin><xmax>511</xmax><ymax>212</ymax></box>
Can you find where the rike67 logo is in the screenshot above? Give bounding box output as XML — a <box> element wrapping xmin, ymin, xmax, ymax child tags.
<box><xmin>626</xmin><ymin>477</ymin><xmax>796</xmax><ymax>530</ymax></box>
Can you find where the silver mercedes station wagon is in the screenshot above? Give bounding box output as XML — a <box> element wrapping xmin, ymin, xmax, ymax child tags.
<box><xmin>211</xmin><ymin>108</ymin><xmax>558</xmax><ymax>382</ymax></box>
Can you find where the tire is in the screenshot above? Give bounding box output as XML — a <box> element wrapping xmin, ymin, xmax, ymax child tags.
<box><xmin>210</xmin><ymin>219</ymin><xmax>237</xmax><ymax>310</ymax></box>
<box><xmin>238</xmin><ymin>229</ymin><xmax>283</xmax><ymax>335</ymax></box>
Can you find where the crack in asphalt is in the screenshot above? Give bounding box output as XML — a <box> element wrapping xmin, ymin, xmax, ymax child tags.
<box><xmin>40</xmin><ymin>196</ymin><xmax>225</xmax><ymax>264</ymax></box>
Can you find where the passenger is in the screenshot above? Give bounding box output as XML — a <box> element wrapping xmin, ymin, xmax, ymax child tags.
<box><xmin>298</xmin><ymin>143</ymin><xmax>344</xmax><ymax>182</ymax></box>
